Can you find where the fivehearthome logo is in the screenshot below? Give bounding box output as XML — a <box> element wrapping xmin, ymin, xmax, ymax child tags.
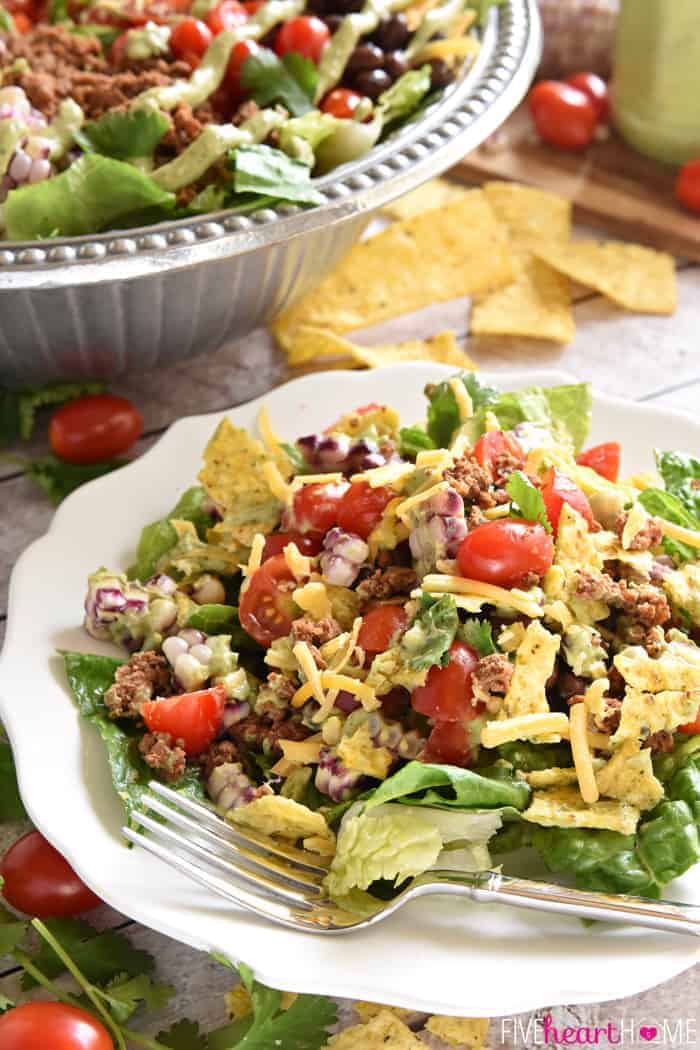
<box><xmin>499</xmin><ymin>1014</ymin><xmax>698</xmax><ymax>1046</ymax></box>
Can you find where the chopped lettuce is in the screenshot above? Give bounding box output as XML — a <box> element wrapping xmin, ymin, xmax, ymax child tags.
<box><xmin>497</xmin><ymin>740</ymin><xmax>573</xmax><ymax>773</ymax></box>
<box><xmin>241</xmin><ymin>49</ymin><xmax>317</xmax><ymax>116</ymax></box>
<box><xmin>128</xmin><ymin>486</ymin><xmax>214</xmax><ymax>581</ymax></box>
<box><xmin>637</xmin><ymin>800</ymin><xmax>700</xmax><ymax>886</ymax></box>
<box><xmin>186</xmin><ymin>603</ymin><xmax>260</xmax><ymax>653</ymax></box>
<box><xmin>232</xmin><ymin>144</ymin><xmax>322</xmax><ymax>205</ymax></box>
<box><xmin>4</xmin><ymin>155</ymin><xmax>175</xmax><ymax>239</ymax></box>
<box><xmin>0</xmin><ymin>380</ymin><xmax>103</xmax><ymax>446</ymax></box>
<box><xmin>458</xmin><ymin>618</ymin><xmax>496</xmax><ymax>657</ymax></box>
<box><xmin>638</xmin><ymin>487</ymin><xmax>699</xmax><ymax>563</ymax></box>
<box><xmin>76</xmin><ymin>108</ymin><xmax>171</xmax><ymax>160</ymax></box>
<box><xmin>277</xmin><ymin>111</ymin><xmax>338</xmax><ymax>167</ymax></box>
<box><xmin>0</xmin><ymin>3</ymin><xmax>14</xmax><ymax>32</ymax></box>
<box><xmin>364</xmin><ymin>760</ymin><xmax>530</xmax><ymax>813</ymax></box>
<box><xmin>425</xmin><ymin>372</ymin><xmax>499</xmax><ymax>447</ymax></box>
<box><xmin>376</xmin><ymin>66</ymin><xmax>431</xmax><ymax>127</ymax></box>
<box><xmin>506</xmin><ymin>470</ymin><xmax>552</xmax><ymax>531</ymax></box>
<box><xmin>399</xmin><ymin>425</ymin><xmax>436</xmax><ymax>460</ymax></box>
<box><xmin>656</xmin><ymin>449</ymin><xmax>700</xmax><ymax>520</ymax></box>
<box><xmin>400</xmin><ymin>593</ymin><xmax>458</xmax><ymax>671</ymax></box>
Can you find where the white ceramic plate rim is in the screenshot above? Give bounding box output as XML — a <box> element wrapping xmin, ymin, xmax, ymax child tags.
<box><xmin>1</xmin><ymin>364</ymin><xmax>699</xmax><ymax>1017</ymax></box>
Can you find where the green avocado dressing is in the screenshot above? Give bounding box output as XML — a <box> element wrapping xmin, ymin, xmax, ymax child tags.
<box><xmin>0</xmin><ymin>120</ymin><xmax>23</xmax><ymax>179</ymax></box>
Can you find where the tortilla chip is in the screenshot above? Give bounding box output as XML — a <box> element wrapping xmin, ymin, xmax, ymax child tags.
<box><xmin>425</xmin><ymin>1016</ymin><xmax>490</xmax><ymax>1048</ymax></box>
<box><xmin>354</xmin><ymin>1002</ymin><xmax>422</xmax><ymax>1024</ymax></box>
<box><xmin>286</xmin><ymin>327</ymin><xmax>352</xmax><ymax>365</ymax></box>
<box><xmin>198</xmin><ymin>417</ymin><xmax>282</xmax><ymax>530</ymax></box>
<box><xmin>383</xmin><ymin>179</ymin><xmax>470</xmax><ymax>221</ymax></box>
<box><xmin>272</xmin><ymin>191</ymin><xmax>514</xmax><ymax>351</ymax></box>
<box><xmin>286</xmin><ymin>326</ymin><xmax>476</xmax><ymax>369</ymax></box>
<box><xmin>484</xmin><ymin>181</ymin><xmax>571</xmax><ymax>243</ymax></box>
<box><xmin>532</xmin><ymin>241</ymin><xmax>677</xmax><ymax>314</ymax></box>
<box><xmin>326</xmin><ymin>1010</ymin><xmax>423</xmax><ymax>1049</ymax></box>
<box><xmin>471</xmin><ymin>248</ymin><xmax>574</xmax><ymax>343</ymax></box>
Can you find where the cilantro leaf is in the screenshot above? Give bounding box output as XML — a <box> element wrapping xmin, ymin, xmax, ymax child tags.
<box><xmin>0</xmin><ymin>736</ymin><xmax>26</xmax><ymax>822</ymax></box>
<box><xmin>21</xmin><ymin>918</ymin><xmax>155</xmax><ymax>989</ymax></box>
<box><xmin>399</xmin><ymin>425</ymin><xmax>436</xmax><ymax>460</ymax></box>
<box><xmin>24</xmin><ymin>454</ymin><xmax>127</xmax><ymax>504</ymax></box>
<box><xmin>76</xmin><ymin>108</ymin><xmax>171</xmax><ymax>160</ymax></box>
<box><xmin>226</xmin><ymin>966</ymin><xmax>336</xmax><ymax>1050</ymax></box>
<box><xmin>241</xmin><ymin>49</ymin><xmax>317</xmax><ymax>117</ymax></box>
<box><xmin>0</xmin><ymin>381</ymin><xmax>103</xmax><ymax>446</ymax></box>
<box><xmin>401</xmin><ymin>593</ymin><xmax>458</xmax><ymax>670</ymax></box>
<box><xmin>506</xmin><ymin>470</ymin><xmax>551</xmax><ymax>532</ymax></box>
<box><xmin>459</xmin><ymin>617</ymin><xmax>496</xmax><ymax>657</ymax></box>
<box><xmin>232</xmin><ymin>144</ymin><xmax>322</xmax><ymax>205</ymax></box>
<box><xmin>655</xmin><ymin>449</ymin><xmax>700</xmax><ymax>521</ymax></box>
<box><xmin>425</xmin><ymin>373</ymin><xmax>499</xmax><ymax>447</ymax></box>
<box><xmin>96</xmin><ymin>972</ymin><xmax>176</xmax><ymax>1025</ymax></box>
<box><xmin>157</xmin><ymin>1019</ymin><xmax>208</xmax><ymax>1050</ymax></box>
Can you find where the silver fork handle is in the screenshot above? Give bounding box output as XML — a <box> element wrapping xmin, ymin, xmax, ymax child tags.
<box><xmin>409</xmin><ymin>870</ymin><xmax>700</xmax><ymax>937</ymax></box>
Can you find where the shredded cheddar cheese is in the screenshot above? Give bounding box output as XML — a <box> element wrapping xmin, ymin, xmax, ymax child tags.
<box><xmin>569</xmin><ymin>702</ymin><xmax>599</xmax><ymax>804</ymax></box>
<box><xmin>292</xmin><ymin>642</ymin><xmax>325</xmax><ymax>706</ymax></box>
<box><xmin>422</xmin><ymin>574</ymin><xmax>544</xmax><ymax>618</ymax></box>
<box><xmin>279</xmin><ymin>734</ymin><xmax>324</xmax><ymax>766</ymax></box>
<box><xmin>291</xmin><ymin>472</ymin><xmax>345</xmax><ymax>489</ymax></box>
<box><xmin>659</xmin><ymin>519</ymin><xmax>700</xmax><ymax>550</ymax></box>
<box><xmin>284</xmin><ymin>541</ymin><xmax>312</xmax><ymax>580</ymax></box>
<box><xmin>394</xmin><ymin>481</ymin><xmax>449</xmax><ymax>523</ymax></box>
<box><xmin>293</xmin><ymin>580</ymin><xmax>332</xmax><ymax>620</ymax></box>
<box><xmin>262</xmin><ymin>460</ymin><xmax>292</xmax><ymax>502</ymax></box>
<box><xmin>351</xmin><ymin>461</ymin><xmax>415</xmax><ymax>489</ymax></box>
<box><xmin>245</xmin><ymin>532</ymin><xmax>266</xmax><ymax>576</ymax></box>
<box><xmin>481</xmin><ymin>712</ymin><xmax>570</xmax><ymax>749</ymax></box>
<box><xmin>448</xmin><ymin>376</ymin><xmax>473</xmax><ymax>421</ymax></box>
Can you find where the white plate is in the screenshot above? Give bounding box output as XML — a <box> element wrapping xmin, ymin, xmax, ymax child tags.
<box><xmin>1</xmin><ymin>365</ymin><xmax>699</xmax><ymax>1016</ymax></box>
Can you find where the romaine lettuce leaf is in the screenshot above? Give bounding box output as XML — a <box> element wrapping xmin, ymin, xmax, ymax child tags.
<box><xmin>0</xmin><ymin>3</ymin><xmax>13</xmax><ymax>31</ymax></box>
<box><xmin>186</xmin><ymin>603</ymin><xmax>260</xmax><ymax>652</ymax></box>
<box><xmin>497</xmin><ymin>740</ymin><xmax>573</xmax><ymax>772</ymax></box>
<box><xmin>4</xmin><ymin>155</ymin><xmax>175</xmax><ymax>239</ymax></box>
<box><xmin>364</xmin><ymin>760</ymin><xmax>530</xmax><ymax>813</ymax></box>
<box><xmin>577</xmin><ymin>850</ymin><xmax>661</xmax><ymax>899</ymax></box>
<box><xmin>637</xmin><ymin>800</ymin><xmax>700</xmax><ymax>886</ymax></box>
<box><xmin>400</xmin><ymin>593</ymin><xmax>458</xmax><ymax>671</ymax></box>
<box><xmin>425</xmin><ymin>373</ymin><xmax>500</xmax><ymax>447</ymax></box>
<box><xmin>128</xmin><ymin>486</ymin><xmax>214</xmax><ymax>581</ymax></box>
<box><xmin>76</xmin><ymin>108</ymin><xmax>171</xmax><ymax>160</ymax></box>
<box><xmin>638</xmin><ymin>487</ymin><xmax>698</xmax><ymax>563</ymax></box>
<box><xmin>376</xmin><ymin>66</ymin><xmax>431</xmax><ymax>126</ymax></box>
<box><xmin>399</xmin><ymin>425</ymin><xmax>436</xmax><ymax>460</ymax></box>
<box><xmin>232</xmin><ymin>144</ymin><xmax>322</xmax><ymax>205</ymax></box>
<box><xmin>480</xmin><ymin>382</ymin><xmax>591</xmax><ymax>452</ymax></box>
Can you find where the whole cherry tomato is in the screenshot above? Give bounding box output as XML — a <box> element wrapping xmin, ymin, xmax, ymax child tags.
<box><xmin>1</xmin><ymin>831</ymin><xmax>101</xmax><ymax>917</ymax></box>
<box><xmin>422</xmin><ymin>721</ymin><xmax>476</xmax><ymax>767</ymax></box>
<box><xmin>565</xmin><ymin>72</ymin><xmax>609</xmax><ymax>122</ymax></box>
<box><xmin>337</xmin><ymin>481</ymin><xmax>393</xmax><ymax>540</ymax></box>
<box><xmin>274</xmin><ymin>14</ymin><xmax>329</xmax><ymax>63</ymax></box>
<box><xmin>142</xmin><ymin>684</ymin><xmax>226</xmax><ymax>755</ymax></box>
<box><xmin>0</xmin><ymin>1003</ymin><xmax>112</xmax><ymax>1050</ymax></box>
<box><xmin>457</xmin><ymin>519</ymin><xmax>554</xmax><ymax>588</ymax></box>
<box><xmin>358</xmin><ymin>604</ymin><xmax>409</xmax><ymax>655</ymax></box>
<box><xmin>472</xmin><ymin>429</ymin><xmax>525</xmax><ymax>474</ymax></box>
<box><xmin>412</xmin><ymin>641</ymin><xmax>480</xmax><ymax>722</ymax></box>
<box><xmin>676</xmin><ymin>158</ymin><xmax>700</xmax><ymax>215</ymax></box>
<box><xmin>49</xmin><ymin>394</ymin><xmax>142</xmax><ymax>465</ymax></box>
<box><xmin>321</xmin><ymin>87</ymin><xmax>363</xmax><ymax>119</ymax></box>
<box><xmin>262</xmin><ymin>530</ymin><xmax>323</xmax><ymax>560</ymax></box>
<box><xmin>528</xmin><ymin>80</ymin><xmax>597</xmax><ymax>149</ymax></box>
<box><xmin>224</xmin><ymin>37</ymin><xmax>260</xmax><ymax>96</ymax></box>
<box><xmin>576</xmin><ymin>441</ymin><xmax>621</xmax><ymax>482</ymax></box>
<box><xmin>239</xmin><ymin>553</ymin><xmax>298</xmax><ymax>645</ymax></box>
<box><xmin>541</xmin><ymin>467</ymin><xmax>595</xmax><ymax>533</ymax></box>
<box><xmin>291</xmin><ymin>481</ymin><xmax>348</xmax><ymax>534</ymax></box>
<box><xmin>169</xmin><ymin>16</ymin><xmax>213</xmax><ymax>63</ymax></box>
<box><xmin>206</xmin><ymin>0</ymin><xmax>246</xmax><ymax>33</ymax></box>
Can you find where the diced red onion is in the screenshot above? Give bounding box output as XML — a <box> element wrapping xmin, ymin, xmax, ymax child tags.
<box><xmin>315</xmin><ymin>746</ymin><xmax>365</xmax><ymax>802</ymax></box>
<box><xmin>335</xmin><ymin>690</ymin><xmax>361</xmax><ymax>714</ymax></box>
<box><xmin>222</xmin><ymin>700</ymin><xmax>251</xmax><ymax>728</ymax></box>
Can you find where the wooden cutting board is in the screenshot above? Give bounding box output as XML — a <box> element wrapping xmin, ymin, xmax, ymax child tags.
<box><xmin>452</xmin><ymin>104</ymin><xmax>700</xmax><ymax>261</ymax></box>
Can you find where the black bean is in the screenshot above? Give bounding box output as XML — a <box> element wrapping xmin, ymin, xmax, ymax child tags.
<box><xmin>373</xmin><ymin>13</ymin><xmax>410</xmax><ymax>51</ymax></box>
<box><xmin>346</xmin><ymin>42</ymin><xmax>384</xmax><ymax>76</ymax></box>
<box><xmin>322</xmin><ymin>14</ymin><xmax>343</xmax><ymax>32</ymax></box>
<box><xmin>383</xmin><ymin>50</ymin><xmax>409</xmax><ymax>81</ymax></box>
<box><xmin>427</xmin><ymin>57</ymin><xmax>454</xmax><ymax>91</ymax></box>
<box><xmin>353</xmin><ymin>67</ymin><xmax>392</xmax><ymax>99</ymax></box>
<box><xmin>333</xmin><ymin>0</ymin><xmax>363</xmax><ymax>12</ymax></box>
<box><xmin>305</xmin><ymin>0</ymin><xmax>327</xmax><ymax>14</ymax></box>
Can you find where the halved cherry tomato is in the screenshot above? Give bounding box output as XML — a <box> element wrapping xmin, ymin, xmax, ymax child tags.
<box><xmin>676</xmin><ymin>158</ymin><xmax>700</xmax><ymax>215</ymax></box>
<box><xmin>239</xmin><ymin>553</ymin><xmax>298</xmax><ymax>646</ymax></box>
<box><xmin>473</xmin><ymin>429</ymin><xmax>524</xmax><ymax>474</ymax></box>
<box><xmin>576</xmin><ymin>441</ymin><xmax>621</xmax><ymax>482</ymax></box>
<box><xmin>528</xmin><ymin>80</ymin><xmax>597</xmax><ymax>150</ymax></box>
<box><xmin>262</xmin><ymin>530</ymin><xmax>323</xmax><ymax>560</ymax></box>
<box><xmin>678</xmin><ymin>712</ymin><xmax>700</xmax><ymax>735</ymax></box>
<box><xmin>0</xmin><ymin>1003</ymin><xmax>112</xmax><ymax>1050</ymax></box>
<box><xmin>291</xmin><ymin>481</ymin><xmax>348</xmax><ymax>534</ymax></box>
<box><xmin>142</xmin><ymin>684</ymin><xmax>226</xmax><ymax>755</ymax></box>
<box><xmin>565</xmin><ymin>72</ymin><xmax>609</xmax><ymax>122</ymax></box>
<box><xmin>337</xmin><ymin>481</ymin><xmax>393</xmax><ymax>540</ymax></box>
<box><xmin>225</xmin><ymin>37</ymin><xmax>260</xmax><ymax>95</ymax></box>
<box><xmin>170</xmin><ymin>17</ymin><xmax>213</xmax><ymax>61</ymax></box>
<box><xmin>321</xmin><ymin>87</ymin><xmax>362</xmax><ymax>119</ymax></box>
<box><xmin>412</xmin><ymin>641</ymin><xmax>480</xmax><ymax>722</ymax></box>
<box><xmin>13</xmin><ymin>11</ymin><xmax>33</xmax><ymax>31</ymax></box>
<box><xmin>109</xmin><ymin>29</ymin><xmax>131</xmax><ymax>65</ymax></box>
<box><xmin>358</xmin><ymin>604</ymin><xmax>409</xmax><ymax>655</ymax></box>
<box><xmin>422</xmin><ymin>721</ymin><xmax>476</xmax><ymax>767</ymax></box>
<box><xmin>206</xmin><ymin>0</ymin><xmax>246</xmax><ymax>33</ymax></box>
<box><xmin>274</xmin><ymin>14</ymin><xmax>329</xmax><ymax>63</ymax></box>
<box><xmin>457</xmin><ymin>518</ymin><xmax>554</xmax><ymax>588</ymax></box>
<box><xmin>49</xmin><ymin>394</ymin><xmax>142</xmax><ymax>465</ymax></box>
<box><xmin>1</xmin><ymin>831</ymin><xmax>102</xmax><ymax>917</ymax></box>
<box><xmin>541</xmin><ymin>467</ymin><xmax>595</xmax><ymax>533</ymax></box>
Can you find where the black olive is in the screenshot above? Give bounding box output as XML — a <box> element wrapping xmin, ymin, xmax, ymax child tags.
<box><xmin>428</xmin><ymin>57</ymin><xmax>454</xmax><ymax>91</ymax></box>
<box><xmin>353</xmin><ymin>67</ymin><xmax>392</xmax><ymax>99</ymax></box>
<box><xmin>346</xmin><ymin>42</ymin><xmax>384</xmax><ymax>76</ymax></box>
<box><xmin>373</xmin><ymin>13</ymin><xmax>410</xmax><ymax>51</ymax></box>
<box><xmin>383</xmin><ymin>50</ymin><xmax>409</xmax><ymax>81</ymax></box>
<box><xmin>322</xmin><ymin>14</ymin><xmax>343</xmax><ymax>32</ymax></box>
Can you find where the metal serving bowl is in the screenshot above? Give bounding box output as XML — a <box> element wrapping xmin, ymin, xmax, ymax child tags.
<box><xmin>0</xmin><ymin>0</ymin><xmax>541</xmax><ymax>387</ymax></box>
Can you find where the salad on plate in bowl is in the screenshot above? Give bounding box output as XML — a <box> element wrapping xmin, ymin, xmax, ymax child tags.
<box><xmin>62</xmin><ymin>371</ymin><xmax>700</xmax><ymax>912</ymax></box>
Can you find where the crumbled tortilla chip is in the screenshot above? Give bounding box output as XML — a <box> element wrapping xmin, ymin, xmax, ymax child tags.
<box><xmin>382</xmin><ymin>178</ymin><xmax>470</xmax><ymax>221</ymax></box>
<box><xmin>326</xmin><ymin>1010</ymin><xmax>423</xmax><ymax>1049</ymax></box>
<box><xmin>484</xmin><ymin>181</ymin><xmax>571</xmax><ymax>243</ymax></box>
<box><xmin>532</xmin><ymin>241</ymin><xmax>677</xmax><ymax>314</ymax></box>
<box><xmin>354</xmin><ymin>1002</ymin><xmax>422</xmax><ymax>1025</ymax></box>
<box><xmin>425</xmin><ymin>1016</ymin><xmax>490</xmax><ymax>1048</ymax></box>
<box><xmin>199</xmin><ymin>418</ymin><xmax>280</xmax><ymax>514</ymax></box>
<box><xmin>272</xmin><ymin>191</ymin><xmax>514</xmax><ymax>351</ymax></box>
<box><xmin>228</xmin><ymin>794</ymin><xmax>334</xmax><ymax>843</ymax></box>
<box><xmin>471</xmin><ymin>249</ymin><xmax>574</xmax><ymax>343</ymax></box>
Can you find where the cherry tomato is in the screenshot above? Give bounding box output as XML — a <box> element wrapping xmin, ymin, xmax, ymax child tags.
<box><xmin>1</xmin><ymin>831</ymin><xmax>101</xmax><ymax>917</ymax></box>
<box><xmin>291</xmin><ymin>481</ymin><xmax>348</xmax><ymax>534</ymax></box>
<box><xmin>206</xmin><ymin>0</ymin><xmax>246</xmax><ymax>32</ymax></box>
<box><xmin>422</xmin><ymin>721</ymin><xmax>476</xmax><ymax>767</ymax></box>
<box><xmin>274</xmin><ymin>14</ymin><xmax>329</xmax><ymax>63</ymax></box>
<box><xmin>576</xmin><ymin>441</ymin><xmax>621</xmax><ymax>483</ymax></box>
<box><xmin>541</xmin><ymin>467</ymin><xmax>595</xmax><ymax>533</ymax></box>
<box><xmin>565</xmin><ymin>72</ymin><xmax>609</xmax><ymax>122</ymax></box>
<box><xmin>262</xmin><ymin>530</ymin><xmax>323</xmax><ymax>560</ymax></box>
<box><xmin>528</xmin><ymin>80</ymin><xmax>597</xmax><ymax>150</ymax></box>
<box><xmin>358</xmin><ymin>604</ymin><xmax>409</xmax><ymax>655</ymax></box>
<box><xmin>472</xmin><ymin>429</ymin><xmax>524</xmax><ymax>474</ymax></box>
<box><xmin>337</xmin><ymin>481</ymin><xmax>393</xmax><ymax>540</ymax></box>
<box><xmin>225</xmin><ymin>37</ymin><xmax>261</xmax><ymax>96</ymax></box>
<box><xmin>239</xmin><ymin>553</ymin><xmax>299</xmax><ymax>646</ymax></box>
<box><xmin>170</xmin><ymin>17</ymin><xmax>213</xmax><ymax>62</ymax></box>
<box><xmin>243</xmin><ymin>0</ymin><xmax>263</xmax><ymax>11</ymax></box>
<box><xmin>457</xmin><ymin>519</ymin><xmax>554</xmax><ymax>588</ymax></box>
<box><xmin>0</xmin><ymin>1003</ymin><xmax>112</xmax><ymax>1050</ymax></box>
<box><xmin>412</xmin><ymin>641</ymin><xmax>480</xmax><ymax>722</ymax></box>
<box><xmin>13</xmin><ymin>11</ymin><xmax>33</xmax><ymax>30</ymax></box>
<box><xmin>109</xmin><ymin>29</ymin><xmax>130</xmax><ymax>65</ymax></box>
<box><xmin>676</xmin><ymin>158</ymin><xmax>700</xmax><ymax>215</ymax></box>
<box><xmin>321</xmin><ymin>87</ymin><xmax>362</xmax><ymax>119</ymax></box>
<box><xmin>49</xmin><ymin>394</ymin><xmax>142</xmax><ymax>465</ymax></box>
<box><xmin>678</xmin><ymin>712</ymin><xmax>700</xmax><ymax>735</ymax></box>
<box><xmin>142</xmin><ymin>684</ymin><xmax>226</xmax><ymax>755</ymax></box>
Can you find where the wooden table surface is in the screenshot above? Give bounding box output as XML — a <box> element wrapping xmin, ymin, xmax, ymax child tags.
<box><xmin>0</xmin><ymin>224</ymin><xmax>698</xmax><ymax>1048</ymax></box>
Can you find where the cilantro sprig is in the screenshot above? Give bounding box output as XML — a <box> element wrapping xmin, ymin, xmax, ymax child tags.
<box><xmin>505</xmin><ymin>470</ymin><xmax>552</xmax><ymax>532</ymax></box>
<box><xmin>240</xmin><ymin>49</ymin><xmax>318</xmax><ymax>116</ymax></box>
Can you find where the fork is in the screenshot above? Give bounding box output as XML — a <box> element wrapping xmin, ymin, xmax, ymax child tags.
<box><xmin>123</xmin><ymin>782</ymin><xmax>700</xmax><ymax>937</ymax></box>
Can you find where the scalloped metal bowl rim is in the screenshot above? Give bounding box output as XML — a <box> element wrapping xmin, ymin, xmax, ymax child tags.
<box><xmin>0</xmin><ymin>0</ymin><xmax>541</xmax><ymax>284</ymax></box>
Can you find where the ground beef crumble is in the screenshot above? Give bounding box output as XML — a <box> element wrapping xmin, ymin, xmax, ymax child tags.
<box><xmin>575</xmin><ymin>571</ymin><xmax>671</xmax><ymax>628</ymax></box>
<box><xmin>356</xmin><ymin>566</ymin><xmax>418</xmax><ymax>609</ymax></box>
<box><xmin>444</xmin><ymin>455</ymin><xmax>510</xmax><ymax>510</ymax></box>
<box><xmin>614</xmin><ymin>511</ymin><xmax>664</xmax><ymax>552</ymax></box>
<box><xmin>229</xmin><ymin>712</ymin><xmax>311</xmax><ymax>756</ymax></box>
<box><xmin>200</xmin><ymin>739</ymin><xmax>239</xmax><ymax>780</ymax></box>
<box><xmin>139</xmin><ymin>731</ymin><xmax>186</xmax><ymax>782</ymax></box>
<box><xmin>471</xmin><ymin>653</ymin><xmax>513</xmax><ymax>710</ymax></box>
<box><xmin>104</xmin><ymin>651</ymin><xmax>172</xmax><ymax>720</ymax></box>
<box><xmin>290</xmin><ymin>616</ymin><xmax>342</xmax><ymax>647</ymax></box>
<box><xmin>595</xmin><ymin>697</ymin><xmax>622</xmax><ymax>735</ymax></box>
